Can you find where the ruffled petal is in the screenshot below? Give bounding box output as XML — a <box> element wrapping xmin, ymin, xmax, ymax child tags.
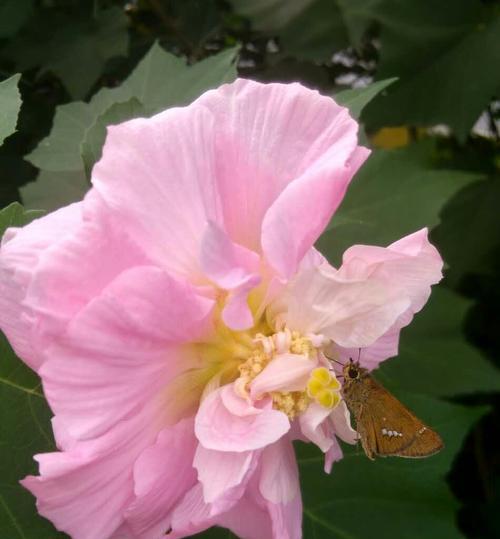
<box><xmin>21</xmin><ymin>402</ymin><xmax>160</xmax><ymax>539</ymax></box>
<box><xmin>262</xmin><ymin>146</ymin><xmax>369</xmax><ymax>278</ymax></box>
<box><xmin>259</xmin><ymin>437</ymin><xmax>299</xmax><ymax>505</ymax></box>
<box><xmin>40</xmin><ymin>266</ymin><xmax>215</xmax><ymax>440</ymax></box>
<box><xmin>124</xmin><ymin>419</ymin><xmax>197</xmax><ymax>539</ymax></box>
<box><xmin>92</xmin><ymin>79</ymin><xmax>366</xmax><ymax>279</ymax></box>
<box><xmin>324</xmin><ymin>436</ymin><xmax>343</xmax><ymax>474</ymax></box>
<box><xmin>331</xmin><ymin>400</ymin><xmax>358</xmax><ymax>444</ymax></box>
<box><xmin>193</xmin><ymin>444</ymin><xmax>254</xmax><ymax>504</ymax></box>
<box><xmin>339</xmin><ymin>228</ymin><xmax>443</xmax><ymax>313</ymax></box>
<box><xmin>167</xmin><ymin>482</ymin><xmax>273</xmax><ymax>539</ymax></box>
<box><xmin>250</xmin><ymin>353</ymin><xmax>316</xmax><ymax>399</ymax></box>
<box><xmin>25</xmin><ymin>191</ymin><xmax>151</xmax><ymax>352</ymax></box>
<box><xmin>335</xmin><ymin>228</ymin><xmax>443</xmax><ymax>367</ymax></box>
<box><xmin>299</xmin><ymin>402</ymin><xmax>334</xmax><ymax>452</ymax></box>
<box><xmin>0</xmin><ymin>203</ymin><xmax>82</xmax><ymax>370</ymax></box>
<box><xmin>195</xmin><ymin>385</ymin><xmax>290</xmax><ymax>452</ymax></box>
<box><xmin>271</xmin><ymin>262</ymin><xmax>411</xmax><ymax>348</ymax></box>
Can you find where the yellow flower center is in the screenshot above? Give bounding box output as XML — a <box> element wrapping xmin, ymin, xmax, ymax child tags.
<box><xmin>164</xmin><ymin>306</ymin><xmax>341</xmax><ymax>423</ymax></box>
<box><xmin>306</xmin><ymin>367</ymin><xmax>341</xmax><ymax>408</ymax></box>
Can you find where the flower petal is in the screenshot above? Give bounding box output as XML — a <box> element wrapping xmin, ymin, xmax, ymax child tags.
<box><xmin>124</xmin><ymin>419</ymin><xmax>197</xmax><ymax>539</ymax></box>
<box><xmin>272</xmin><ymin>261</ymin><xmax>411</xmax><ymax>348</ymax></box>
<box><xmin>40</xmin><ymin>266</ymin><xmax>214</xmax><ymax>440</ymax></box>
<box><xmin>262</xmin><ymin>146</ymin><xmax>369</xmax><ymax>278</ymax></box>
<box><xmin>193</xmin><ymin>444</ymin><xmax>254</xmax><ymax>504</ymax></box>
<box><xmin>250</xmin><ymin>353</ymin><xmax>316</xmax><ymax>399</ymax></box>
<box><xmin>340</xmin><ymin>228</ymin><xmax>443</xmax><ymax>313</ymax></box>
<box><xmin>21</xmin><ymin>402</ymin><xmax>160</xmax><ymax>539</ymax></box>
<box><xmin>331</xmin><ymin>400</ymin><xmax>358</xmax><ymax>444</ymax></box>
<box><xmin>324</xmin><ymin>436</ymin><xmax>343</xmax><ymax>474</ymax></box>
<box><xmin>92</xmin><ymin>79</ymin><xmax>367</xmax><ymax>279</ymax></box>
<box><xmin>167</xmin><ymin>482</ymin><xmax>274</xmax><ymax>539</ymax></box>
<box><xmin>299</xmin><ymin>402</ymin><xmax>334</xmax><ymax>452</ymax></box>
<box><xmin>195</xmin><ymin>385</ymin><xmax>290</xmax><ymax>452</ymax></box>
<box><xmin>0</xmin><ymin>203</ymin><xmax>82</xmax><ymax>370</ymax></box>
<box><xmin>259</xmin><ymin>437</ymin><xmax>299</xmax><ymax>504</ymax></box>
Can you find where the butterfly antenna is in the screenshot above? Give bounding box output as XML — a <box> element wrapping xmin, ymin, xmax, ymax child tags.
<box><xmin>323</xmin><ymin>349</ymin><xmax>344</xmax><ymax>366</ymax></box>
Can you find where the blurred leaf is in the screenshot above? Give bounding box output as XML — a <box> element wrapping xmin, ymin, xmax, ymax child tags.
<box><xmin>229</xmin><ymin>0</ymin><xmax>317</xmax><ymax>32</ymax></box>
<box><xmin>299</xmin><ymin>396</ymin><xmax>486</xmax><ymax>539</ymax></box>
<box><xmin>0</xmin><ymin>201</ymin><xmax>43</xmax><ymax>233</ymax></box>
<box><xmin>362</xmin><ymin>0</ymin><xmax>500</xmax><ymax>140</ymax></box>
<box><xmin>336</xmin><ymin>0</ymin><xmax>378</xmax><ymax>47</ymax></box>
<box><xmin>20</xmin><ymin>170</ymin><xmax>88</xmax><ymax>212</ymax></box>
<box><xmin>6</xmin><ymin>7</ymin><xmax>129</xmax><ymax>99</ymax></box>
<box><xmin>318</xmin><ymin>141</ymin><xmax>481</xmax><ymax>264</ymax></box>
<box><xmin>433</xmin><ymin>178</ymin><xmax>500</xmax><ymax>286</ymax></box>
<box><xmin>377</xmin><ymin>287</ymin><xmax>500</xmax><ymax>397</ymax></box>
<box><xmin>335</xmin><ymin>78</ymin><xmax>397</xmax><ymax>119</ymax></box>
<box><xmin>230</xmin><ymin>0</ymin><xmax>348</xmax><ymax>60</ymax></box>
<box><xmin>0</xmin><ymin>0</ymin><xmax>33</xmax><ymax>38</ymax></box>
<box><xmin>81</xmin><ymin>97</ymin><xmax>145</xmax><ymax>179</ymax></box>
<box><xmin>0</xmin><ymin>74</ymin><xmax>21</xmax><ymax>146</ymax></box>
<box><xmin>27</xmin><ymin>44</ymin><xmax>238</xmax><ymax>173</ymax></box>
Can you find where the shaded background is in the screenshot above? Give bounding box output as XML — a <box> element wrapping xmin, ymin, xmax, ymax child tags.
<box><xmin>0</xmin><ymin>1</ymin><xmax>499</xmax><ymax>538</ymax></box>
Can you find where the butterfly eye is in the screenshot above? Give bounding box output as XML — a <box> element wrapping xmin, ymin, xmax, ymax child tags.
<box><xmin>348</xmin><ymin>367</ymin><xmax>359</xmax><ymax>379</ymax></box>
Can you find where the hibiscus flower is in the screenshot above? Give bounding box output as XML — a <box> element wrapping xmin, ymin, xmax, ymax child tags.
<box><xmin>0</xmin><ymin>79</ymin><xmax>442</xmax><ymax>539</ymax></box>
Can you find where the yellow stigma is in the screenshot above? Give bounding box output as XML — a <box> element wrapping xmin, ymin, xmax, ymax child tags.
<box><xmin>306</xmin><ymin>367</ymin><xmax>341</xmax><ymax>409</ymax></box>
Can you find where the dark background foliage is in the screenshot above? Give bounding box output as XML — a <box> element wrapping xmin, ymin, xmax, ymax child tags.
<box><xmin>0</xmin><ymin>1</ymin><xmax>499</xmax><ymax>538</ymax></box>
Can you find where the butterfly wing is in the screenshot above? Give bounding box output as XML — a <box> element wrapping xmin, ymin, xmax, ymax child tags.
<box><xmin>355</xmin><ymin>376</ymin><xmax>443</xmax><ymax>459</ymax></box>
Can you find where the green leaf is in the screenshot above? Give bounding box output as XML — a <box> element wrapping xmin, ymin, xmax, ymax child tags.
<box><xmin>0</xmin><ymin>0</ymin><xmax>33</xmax><ymax>38</ymax></box>
<box><xmin>26</xmin><ymin>101</ymin><xmax>95</xmax><ymax>172</ymax></box>
<box><xmin>335</xmin><ymin>78</ymin><xmax>397</xmax><ymax>119</ymax></box>
<box><xmin>432</xmin><ymin>178</ymin><xmax>500</xmax><ymax>286</ymax></box>
<box><xmin>377</xmin><ymin>287</ymin><xmax>500</xmax><ymax>397</ymax></box>
<box><xmin>80</xmin><ymin>97</ymin><xmax>145</xmax><ymax>179</ymax></box>
<box><xmin>0</xmin><ymin>74</ymin><xmax>22</xmax><ymax>147</ymax></box>
<box><xmin>26</xmin><ymin>43</ymin><xmax>238</xmax><ymax>173</ymax></box>
<box><xmin>317</xmin><ymin>141</ymin><xmax>481</xmax><ymax>265</ymax></box>
<box><xmin>361</xmin><ymin>0</ymin><xmax>500</xmax><ymax>140</ymax></box>
<box><xmin>20</xmin><ymin>171</ymin><xmax>88</xmax><ymax>212</ymax></box>
<box><xmin>299</xmin><ymin>396</ymin><xmax>486</xmax><ymax>539</ymax></box>
<box><xmin>0</xmin><ymin>202</ymin><xmax>43</xmax><ymax>235</ymax></box>
<box><xmin>7</xmin><ymin>7</ymin><xmax>129</xmax><ymax>99</ymax></box>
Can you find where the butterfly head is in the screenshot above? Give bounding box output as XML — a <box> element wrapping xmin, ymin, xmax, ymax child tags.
<box><xmin>343</xmin><ymin>358</ymin><xmax>366</xmax><ymax>381</ymax></box>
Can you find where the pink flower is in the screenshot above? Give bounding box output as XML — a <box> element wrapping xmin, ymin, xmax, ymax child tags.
<box><xmin>0</xmin><ymin>79</ymin><xmax>442</xmax><ymax>539</ymax></box>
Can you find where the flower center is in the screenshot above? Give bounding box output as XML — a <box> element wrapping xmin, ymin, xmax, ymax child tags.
<box><xmin>234</xmin><ymin>328</ymin><xmax>341</xmax><ymax>419</ymax></box>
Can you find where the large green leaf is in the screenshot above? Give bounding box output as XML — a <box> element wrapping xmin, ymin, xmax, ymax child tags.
<box><xmin>377</xmin><ymin>287</ymin><xmax>500</xmax><ymax>397</ymax></box>
<box><xmin>362</xmin><ymin>0</ymin><xmax>500</xmax><ymax>140</ymax></box>
<box><xmin>0</xmin><ymin>74</ymin><xmax>22</xmax><ymax>147</ymax></box>
<box><xmin>432</xmin><ymin>178</ymin><xmax>500</xmax><ymax>286</ymax></box>
<box><xmin>7</xmin><ymin>7</ymin><xmax>129</xmax><ymax>99</ymax></box>
<box><xmin>317</xmin><ymin>141</ymin><xmax>481</xmax><ymax>265</ymax></box>
<box><xmin>299</xmin><ymin>396</ymin><xmax>486</xmax><ymax>539</ymax></box>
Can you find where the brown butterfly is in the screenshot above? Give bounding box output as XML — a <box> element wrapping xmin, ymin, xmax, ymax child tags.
<box><xmin>340</xmin><ymin>360</ymin><xmax>443</xmax><ymax>460</ymax></box>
